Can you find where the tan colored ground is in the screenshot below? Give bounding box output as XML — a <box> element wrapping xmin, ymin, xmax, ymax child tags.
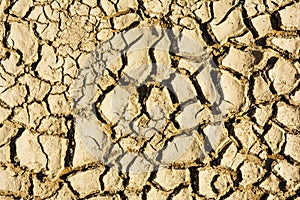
<box><xmin>0</xmin><ymin>0</ymin><xmax>299</xmax><ymax>199</ymax></box>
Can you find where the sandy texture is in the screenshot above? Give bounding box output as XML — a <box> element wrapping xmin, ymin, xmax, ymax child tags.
<box><xmin>0</xmin><ymin>0</ymin><xmax>299</xmax><ymax>199</ymax></box>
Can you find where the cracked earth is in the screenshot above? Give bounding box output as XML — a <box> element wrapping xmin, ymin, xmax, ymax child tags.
<box><xmin>0</xmin><ymin>0</ymin><xmax>299</xmax><ymax>199</ymax></box>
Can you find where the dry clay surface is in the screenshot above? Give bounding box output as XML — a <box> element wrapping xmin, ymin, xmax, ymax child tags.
<box><xmin>0</xmin><ymin>0</ymin><xmax>300</xmax><ymax>199</ymax></box>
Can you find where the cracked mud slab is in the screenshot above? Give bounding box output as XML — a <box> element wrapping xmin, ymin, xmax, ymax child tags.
<box><xmin>0</xmin><ymin>0</ymin><xmax>299</xmax><ymax>199</ymax></box>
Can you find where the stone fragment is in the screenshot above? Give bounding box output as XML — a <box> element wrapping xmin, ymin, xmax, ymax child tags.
<box><xmin>0</xmin><ymin>106</ymin><xmax>10</xmax><ymax>124</ymax></box>
<box><xmin>119</xmin><ymin>137</ymin><xmax>143</xmax><ymax>154</ymax></box>
<box><xmin>203</xmin><ymin>122</ymin><xmax>230</xmax><ymax>153</ymax></box>
<box><xmin>143</xmin><ymin>133</ymin><xmax>164</xmax><ymax>159</ymax></box>
<box><xmin>16</xmin><ymin>130</ymin><xmax>47</xmax><ymax>172</ymax></box>
<box><xmin>62</xmin><ymin>56</ymin><xmax>77</xmax><ymax>79</ymax></box>
<box><xmin>113</xmin><ymin>13</ymin><xmax>139</xmax><ymax>30</ymax></box>
<box><xmin>47</xmin><ymin>94</ymin><xmax>70</xmax><ymax>115</ymax></box>
<box><xmin>0</xmin><ymin>1</ymin><xmax>6</xmax><ymax>20</ymax></box>
<box><xmin>82</xmin><ymin>0</ymin><xmax>97</xmax><ymax>7</ymax></box>
<box><xmin>212</xmin><ymin>1</ymin><xmax>238</xmax><ymax>24</ymax></box>
<box><xmin>268</xmin><ymin>59</ymin><xmax>298</xmax><ymax>95</ymax></box>
<box><xmin>0</xmin><ymin>24</ymin><xmax>3</xmax><ymax>43</ymax></box>
<box><xmin>96</xmin><ymin>29</ymin><xmax>114</xmax><ymax>42</ymax></box>
<box><xmin>0</xmin><ymin>144</ymin><xmax>10</xmax><ymax>163</ymax></box>
<box><xmin>214</xmin><ymin>172</ymin><xmax>233</xmax><ymax>195</ymax></box>
<box><xmin>124</xmin><ymin>192</ymin><xmax>142</xmax><ymax>200</ymax></box>
<box><xmin>235</xmin><ymin>31</ymin><xmax>254</xmax><ymax>45</ymax></box>
<box><xmin>296</xmin><ymin>61</ymin><xmax>300</xmax><ymax>75</ymax></box>
<box><xmin>168</xmin><ymin>5</ymin><xmax>184</xmax><ymax>24</ymax></box>
<box><xmin>0</xmin><ymin>84</ymin><xmax>27</xmax><ymax>107</ymax></box>
<box><xmin>0</xmin><ymin>69</ymin><xmax>15</xmax><ymax>95</ymax></box>
<box><xmin>177</xmin><ymin>28</ymin><xmax>205</xmax><ymax>59</ymax></box>
<box><xmin>234</xmin><ymin>119</ymin><xmax>258</xmax><ymax>151</ymax></box>
<box><xmin>179</xmin><ymin>17</ymin><xmax>196</xmax><ymax>29</ymax></box>
<box><xmin>274</xmin><ymin>160</ymin><xmax>300</xmax><ymax>189</ymax></box>
<box><xmin>264</xmin><ymin>123</ymin><xmax>285</xmax><ymax>154</ymax></box>
<box><xmin>259</xmin><ymin>173</ymin><xmax>281</xmax><ymax>192</ymax></box>
<box><xmin>36</xmin><ymin>45</ymin><xmax>63</xmax><ymax>83</ymax></box>
<box><xmin>0</xmin><ymin>121</ymin><xmax>18</xmax><ymax>146</ymax></box>
<box><xmin>0</xmin><ymin>167</ymin><xmax>26</xmax><ymax>193</ymax></box>
<box><xmin>251</xmin><ymin>14</ymin><xmax>272</xmax><ymax>37</ymax></box>
<box><xmin>69</xmin><ymin>2</ymin><xmax>89</xmax><ymax>16</ymax></box>
<box><xmin>44</xmin><ymin>4</ymin><xmax>60</xmax><ymax>21</ymax></box>
<box><xmin>220</xmin><ymin>143</ymin><xmax>238</xmax><ymax>168</ymax></box>
<box><xmin>14</xmin><ymin>102</ymin><xmax>48</xmax><ymax>128</ymax></box>
<box><xmin>144</xmin><ymin>0</ymin><xmax>172</xmax><ymax>17</ymax></box>
<box><xmin>257</xmin><ymin>49</ymin><xmax>280</xmax><ymax>71</ymax></box>
<box><xmin>240</xmin><ymin>160</ymin><xmax>265</xmax><ymax>187</ymax></box>
<box><xmin>222</xmin><ymin>47</ymin><xmax>255</xmax><ymax>76</ymax></box>
<box><xmin>159</xmin><ymin>130</ymin><xmax>205</xmax><ymax>164</ymax></box>
<box><xmin>7</xmin><ymin>22</ymin><xmax>38</xmax><ymax>64</ymax></box>
<box><xmin>55</xmin><ymin>15</ymin><xmax>91</xmax><ymax>50</ymax></box>
<box><xmin>173</xmin><ymin>188</ymin><xmax>193</xmax><ymax>200</ymax></box>
<box><xmin>253</xmin><ymin>75</ymin><xmax>272</xmax><ymax>103</ymax></box>
<box><xmin>265</xmin><ymin>0</ymin><xmax>294</xmax><ymax>12</ymax></box>
<box><xmin>0</xmin><ymin>51</ymin><xmax>24</xmax><ymax>75</ymax></box>
<box><xmin>219</xmin><ymin>71</ymin><xmax>246</xmax><ymax>115</ymax></box>
<box><xmin>195</xmin><ymin>68</ymin><xmax>219</xmax><ymax>103</ymax></box>
<box><xmin>117</xmin><ymin>0</ymin><xmax>138</xmax><ymax>11</ymax></box>
<box><xmin>198</xmin><ymin>170</ymin><xmax>216</xmax><ymax>197</ymax></box>
<box><xmin>0</xmin><ymin>196</ymin><xmax>15</xmax><ymax>200</ymax></box>
<box><xmin>227</xmin><ymin>189</ymin><xmax>264</xmax><ymax>200</ymax></box>
<box><xmin>33</xmin><ymin>177</ymin><xmax>59</xmax><ymax>198</ymax></box>
<box><xmin>147</xmin><ymin>187</ymin><xmax>169</xmax><ymax>200</ymax></box>
<box><xmin>178</xmin><ymin>59</ymin><xmax>199</xmax><ymax>75</ymax></box>
<box><xmin>154</xmin><ymin>168</ymin><xmax>189</xmax><ymax>191</ymax></box>
<box><xmin>266</xmin><ymin>194</ymin><xmax>281</xmax><ymax>200</ymax></box>
<box><xmin>127</xmin><ymin>171</ymin><xmax>149</xmax><ymax>189</ymax></box>
<box><xmin>37</xmin><ymin>116</ymin><xmax>68</xmax><ymax>136</ymax></box>
<box><xmin>68</xmin><ymin>168</ymin><xmax>104</xmax><ymax>197</ymax></box>
<box><xmin>176</xmin><ymin>102</ymin><xmax>203</xmax><ymax>129</ymax></box>
<box><xmin>170</xmin><ymin>72</ymin><xmax>198</xmax><ymax>104</ymax></box>
<box><xmin>96</xmin><ymin>69</ymin><xmax>116</xmax><ymax>91</ymax></box>
<box><xmin>39</xmin><ymin>135</ymin><xmax>68</xmax><ymax>177</ymax></box>
<box><xmin>194</xmin><ymin>1</ymin><xmax>211</xmax><ymax>23</ymax></box>
<box><xmin>254</xmin><ymin>104</ymin><xmax>272</xmax><ymax>126</ymax></box>
<box><xmin>50</xmin><ymin>84</ymin><xmax>68</xmax><ymax>94</ymax></box>
<box><xmin>56</xmin><ymin>44</ymin><xmax>81</xmax><ymax>60</ymax></box>
<box><xmin>251</xmin><ymin>142</ymin><xmax>268</xmax><ymax>158</ymax></box>
<box><xmin>153</xmin><ymin>49</ymin><xmax>171</xmax><ymax>68</ymax></box>
<box><xmin>88</xmin><ymin>195</ymin><xmax>118</xmax><ymax>200</ymax></box>
<box><xmin>279</xmin><ymin>3</ymin><xmax>300</xmax><ymax>30</ymax></box>
<box><xmin>211</xmin><ymin>8</ymin><xmax>246</xmax><ymax>43</ymax></box>
<box><xmin>244</xmin><ymin>0</ymin><xmax>265</xmax><ymax>17</ymax></box>
<box><xmin>72</xmin><ymin>132</ymin><xmax>98</xmax><ymax>167</ymax></box>
<box><xmin>49</xmin><ymin>185</ymin><xmax>76</xmax><ymax>200</ymax></box>
<box><xmin>271</xmin><ymin>37</ymin><xmax>300</xmax><ymax>56</ymax></box>
<box><xmin>36</xmin><ymin>22</ymin><xmax>59</xmax><ymax>41</ymax></box>
<box><xmin>276</xmin><ymin>102</ymin><xmax>300</xmax><ymax>130</ymax></box>
<box><xmin>102</xmin><ymin>168</ymin><xmax>124</xmax><ymax>192</ymax></box>
<box><xmin>118</xmin><ymin>49</ymin><xmax>151</xmax><ymax>83</ymax></box>
<box><xmin>285</xmin><ymin>134</ymin><xmax>300</xmax><ymax>162</ymax></box>
<box><xmin>100</xmin><ymin>85</ymin><xmax>140</xmax><ymax>136</ymax></box>
<box><xmin>27</xmin><ymin>6</ymin><xmax>48</xmax><ymax>23</ymax></box>
<box><xmin>291</xmin><ymin>89</ymin><xmax>300</xmax><ymax>105</ymax></box>
<box><xmin>100</xmin><ymin>0</ymin><xmax>115</xmax><ymax>15</ymax></box>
